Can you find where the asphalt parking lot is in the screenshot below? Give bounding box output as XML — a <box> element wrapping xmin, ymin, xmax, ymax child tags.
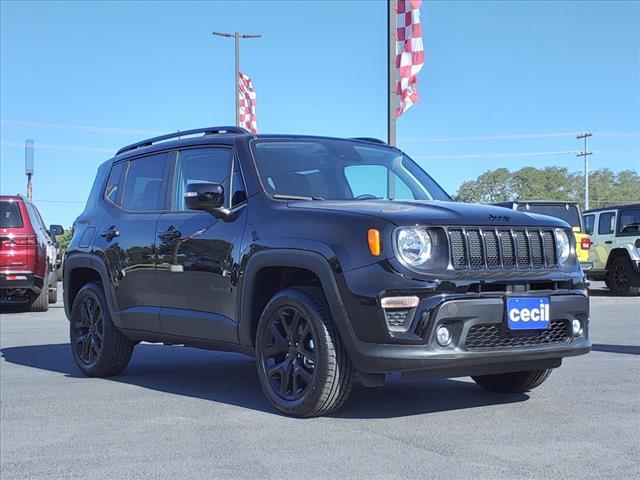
<box><xmin>1</xmin><ymin>282</ymin><xmax>638</xmax><ymax>480</ymax></box>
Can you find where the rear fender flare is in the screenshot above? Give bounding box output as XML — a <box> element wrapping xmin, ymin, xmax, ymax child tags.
<box><xmin>63</xmin><ymin>253</ymin><xmax>123</xmax><ymax>328</ymax></box>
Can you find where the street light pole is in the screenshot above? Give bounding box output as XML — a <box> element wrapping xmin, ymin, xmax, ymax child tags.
<box><xmin>25</xmin><ymin>139</ymin><xmax>34</xmax><ymax>201</ymax></box>
<box><xmin>212</xmin><ymin>31</ymin><xmax>262</xmax><ymax>127</ymax></box>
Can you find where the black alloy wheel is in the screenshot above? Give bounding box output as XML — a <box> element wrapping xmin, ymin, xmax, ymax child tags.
<box><xmin>255</xmin><ymin>287</ymin><xmax>355</xmax><ymax>417</ymax></box>
<box><xmin>611</xmin><ymin>262</ymin><xmax>628</xmax><ymax>290</ymax></box>
<box><xmin>260</xmin><ymin>305</ymin><xmax>317</xmax><ymax>401</ymax></box>
<box><xmin>69</xmin><ymin>282</ymin><xmax>134</xmax><ymax>377</ymax></box>
<box><xmin>606</xmin><ymin>257</ymin><xmax>640</xmax><ymax>296</ymax></box>
<box><xmin>73</xmin><ymin>294</ymin><xmax>104</xmax><ymax>366</ymax></box>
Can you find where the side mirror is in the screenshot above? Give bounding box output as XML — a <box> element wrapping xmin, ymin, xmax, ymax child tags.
<box><xmin>49</xmin><ymin>224</ymin><xmax>64</xmax><ymax>237</ymax></box>
<box><xmin>184</xmin><ymin>183</ymin><xmax>227</xmax><ymax>215</ymax></box>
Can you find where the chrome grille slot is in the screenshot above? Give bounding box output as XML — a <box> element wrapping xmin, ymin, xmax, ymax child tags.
<box><xmin>467</xmin><ymin>229</ymin><xmax>484</xmax><ymax>269</ymax></box>
<box><xmin>484</xmin><ymin>230</ymin><xmax>500</xmax><ymax>269</ymax></box>
<box><xmin>529</xmin><ymin>231</ymin><xmax>544</xmax><ymax>268</ymax></box>
<box><xmin>542</xmin><ymin>230</ymin><xmax>557</xmax><ymax>266</ymax></box>
<box><xmin>449</xmin><ymin>229</ymin><xmax>467</xmax><ymax>270</ymax></box>
<box><xmin>500</xmin><ymin>230</ymin><xmax>516</xmax><ymax>268</ymax></box>
<box><xmin>514</xmin><ymin>230</ymin><xmax>530</xmax><ymax>267</ymax></box>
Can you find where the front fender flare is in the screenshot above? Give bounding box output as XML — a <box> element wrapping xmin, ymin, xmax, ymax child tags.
<box><xmin>238</xmin><ymin>249</ymin><xmax>356</xmax><ymax>350</ymax></box>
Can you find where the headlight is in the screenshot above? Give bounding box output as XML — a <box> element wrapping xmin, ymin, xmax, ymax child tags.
<box><xmin>555</xmin><ymin>228</ymin><xmax>571</xmax><ymax>263</ymax></box>
<box><xmin>396</xmin><ymin>227</ymin><xmax>433</xmax><ymax>267</ymax></box>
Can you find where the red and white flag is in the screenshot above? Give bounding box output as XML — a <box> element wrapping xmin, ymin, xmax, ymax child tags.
<box><xmin>396</xmin><ymin>0</ymin><xmax>425</xmax><ymax>116</ymax></box>
<box><xmin>238</xmin><ymin>72</ymin><xmax>258</xmax><ymax>133</ymax></box>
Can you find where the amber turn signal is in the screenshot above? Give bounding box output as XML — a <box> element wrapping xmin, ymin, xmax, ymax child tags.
<box><xmin>368</xmin><ymin>229</ymin><xmax>381</xmax><ymax>256</ymax></box>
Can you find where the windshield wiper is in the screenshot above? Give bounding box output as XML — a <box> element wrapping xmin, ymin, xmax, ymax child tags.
<box><xmin>273</xmin><ymin>194</ymin><xmax>324</xmax><ymax>201</ymax></box>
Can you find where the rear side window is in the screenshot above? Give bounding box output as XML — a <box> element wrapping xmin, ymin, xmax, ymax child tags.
<box><xmin>618</xmin><ymin>208</ymin><xmax>640</xmax><ymax>235</ymax></box>
<box><xmin>598</xmin><ymin>212</ymin><xmax>616</xmax><ymax>235</ymax></box>
<box><xmin>0</xmin><ymin>201</ymin><xmax>23</xmax><ymax>228</ymax></box>
<box><xmin>122</xmin><ymin>153</ymin><xmax>170</xmax><ymax>212</ymax></box>
<box><xmin>583</xmin><ymin>214</ymin><xmax>594</xmax><ymax>235</ymax></box>
<box><xmin>104</xmin><ymin>162</ymin><xmax>126</xmax><ymax>205</ymax></box>
<box><xmin>25</xmin><ymin>203</ymin><xmax>46</xmax><ymax>233</ymax></box>
<box><xmin>172</xmin><ymin>147</ymin><xmax>233</xmax><ymax>210</ymax></box>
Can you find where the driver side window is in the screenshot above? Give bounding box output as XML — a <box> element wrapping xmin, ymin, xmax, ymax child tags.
<box><xmin>172</xmin><ymin>147</ymin><xmax>233</xmax><ymax>211</ymax></box>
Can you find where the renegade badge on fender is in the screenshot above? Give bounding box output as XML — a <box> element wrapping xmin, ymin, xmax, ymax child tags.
<box><xmin>64</xmin><ymin>127</ymin><xmax>590</xmax><ymax>417</ymax></box>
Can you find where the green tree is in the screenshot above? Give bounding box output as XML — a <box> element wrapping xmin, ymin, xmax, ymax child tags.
<box><xmin>454</xmin><ymin>168</ymin><xmax>511</xmax><ymax>203</ymax></box>
<box><xmin>454</xmin><ymin>166</ymin><xmax>640</xmax><ymax>209</ymax></box>
<box><xmin>57</xmin><ymin>228</ymin><xmax>73</xmax><ymax>251</ymax></box>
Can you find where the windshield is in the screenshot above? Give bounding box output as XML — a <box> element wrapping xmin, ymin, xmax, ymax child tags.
<box><xmin>516</xmin><ymin>203</ymin><xmax>582</xmax><ymax>230</ymax></box>
<box><xmin>250</xmin><ymin>139</ymin><xmax>450</xmax><ymax>201</ymax></box>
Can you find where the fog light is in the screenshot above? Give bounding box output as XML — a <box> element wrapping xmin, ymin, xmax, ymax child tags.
<box><xmin>436</xmin><ymin>325</ymin><xmax>452</xmax><ymax>346</ymax></box>
<box><xmin>571</xmin><ymin>319</ymin><xmax>583</xmax><ymax>336</ymax></box>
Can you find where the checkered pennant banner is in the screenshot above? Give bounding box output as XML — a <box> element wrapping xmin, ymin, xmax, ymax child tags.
<box><xmin>396</xmin><ymin>0</ymin><xmax>425</xmax><ymax>117</ymax></box>
<box><xmin>238</xmin><ymin>72</ymin><xmax>258</xmax><ymax>134</ymax></box>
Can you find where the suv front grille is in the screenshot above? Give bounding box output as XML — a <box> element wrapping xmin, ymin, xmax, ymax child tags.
<box><xmin>465</xmin><ymin>320</ymin><xmax>570</xmax><ymax>350</ymax></box>
<box><xmin>448</xmin><ymin>228</ymin><xmax>558</xmax><ymax>270</ymax></box>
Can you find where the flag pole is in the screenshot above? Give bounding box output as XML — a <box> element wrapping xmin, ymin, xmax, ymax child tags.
<box><xmin>387</xmin><ymin>0</ymin><xmax>397</xmax><ymax>146</ymax></box>
<box><xmin>235</xmin><ymin>32</ymin><xmax>240</xmax><ymax>127</ymax></box>
<box><xmin>212</xmin><ymin>31</ymin><xmax>261</xmax><ymax>127</ymax></box>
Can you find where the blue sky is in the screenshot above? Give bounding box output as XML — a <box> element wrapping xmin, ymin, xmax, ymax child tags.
<box><xmin>1</xmin><ymin>0</ymin><xmax>639</xmax><ymax>227</ymax></box>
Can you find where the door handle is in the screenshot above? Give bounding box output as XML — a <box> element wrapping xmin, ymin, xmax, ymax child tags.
<box><xmin>100</xmin><ymin>226</ymin><xmax>120</xmax><ymax>241</ymax></box>
<box><xmin>604</xmin><ymin>241</ymin><xmax>612</xmax><ymax>244</ymax></box>
<box><xmin>158</xmin><ymin>226</ymin><xmax>181</xmax><ymax>241</ymax></box>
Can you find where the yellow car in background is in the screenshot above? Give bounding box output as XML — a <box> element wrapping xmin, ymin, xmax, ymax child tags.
<box><xmin>493</xmin><ymin>201</ymin><xmax>592</xmax><ymax>270</ymax></box>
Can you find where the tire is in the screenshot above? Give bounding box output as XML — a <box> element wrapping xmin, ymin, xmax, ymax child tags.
<box><xmin>69</xmin><ymin>282</ymin><xmax>134</xmax><ymax>377</ymax></box>
<box><xmin>48</xmin><ymin>271</ymin><xmax>58</xmax><ymax>304</ymax></box>
<box><xmin>606</xmin><ymin>257</ymin><xmax>640</xmax><ymax>296</ymax></box>
<box><xmin>472</xmin><ymin>369</ymin><xmax>553</xmax><ymax>393</ymax></box>
<box><xmin>30</xmin><ymin>269</ymin><xmax>49</xmax><ymax>312</ymax></box>
<box><xmin>255</xmin><ymin>287</ymin><xmax>355</xmax><ymax>417</ymax></box>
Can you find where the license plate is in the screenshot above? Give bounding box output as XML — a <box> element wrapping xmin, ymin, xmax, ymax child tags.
<box><xmin>506</xmin><ymin>297</ymin><xmax>550</xmax><ymax>330</ymax></box>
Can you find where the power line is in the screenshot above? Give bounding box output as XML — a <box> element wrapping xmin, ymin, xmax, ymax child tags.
<box><xmin>2</xmin><ymin>119</ymin><xmax>638</xmax><ymax>142</ymax></box>
<box><xmin>0</xmin><ymin>141</ymin><xmax>114</xmax><ymax>153</ymax></box>
<box><xmin>412</xmin><ymin>150</ymin><xmax>577</xmax><ymax>160</ymax></box>
<box><xmin>1</xmin><ymin>139</ymin><xmax>637</xmax><ymax>161</ymax></box>
<box><xmin>34</xmin><ymin>199</ymin><xmax>86</xmax><ymax>204</ymax></box>
<box><xmin>402</xmin><ymin>132</ymin><xmax>581</xmax><ymax>143</ymax></box>
<box><xmin>1</xmin><ymin>120</ymin><xmax>164</xmax><ymax>136</ymax></box>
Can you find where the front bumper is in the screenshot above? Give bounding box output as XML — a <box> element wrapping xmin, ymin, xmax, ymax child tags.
<box><xmin>338</xmin><ymin>293</ymin><xmax>590</xmax><ymax>375</ymax></box>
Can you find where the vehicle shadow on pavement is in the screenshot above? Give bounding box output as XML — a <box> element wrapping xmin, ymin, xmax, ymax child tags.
<box><xmin>1</xmin><ymin>343</ymin><xmax>528</xmax><ymax>418</ymax></box>
<box><xmin>587</xmin><ymin>288</ymin><xmax>620</xmax><ymax>297</ymax></box>
<box><xmin>591</xmin><ymin>344</ymin><xmax>640</xmax><ymax>355</ymax></box>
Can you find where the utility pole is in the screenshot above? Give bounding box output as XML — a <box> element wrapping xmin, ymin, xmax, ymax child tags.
<box><xmin>387</xmin><ymin>0</ymin><xmax>397</xmax><ymax>147</ymax></box>
<box><xmin>212</xmin><ymin>31</ymin><xmax>261</xmax><ymax>127</ymax></box>
<box><xmin>25</xmin><ymin>139</ymin><xmax>34</xmax><ymax>201</ymax></box>
<box><xmin>576</xmin><ymin>132</ymin><xmax>593</xmax><ymax>210</ymax></box>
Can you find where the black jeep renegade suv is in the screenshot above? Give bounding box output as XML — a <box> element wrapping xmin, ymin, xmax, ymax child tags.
<box><xmin>64</xmin><ymin>127</ymin><xmax>590</xmax><ymax>417</ymax></box>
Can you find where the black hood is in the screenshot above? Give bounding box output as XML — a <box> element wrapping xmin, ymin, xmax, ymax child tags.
<box><xmin>288</xmin><ymin>200</ymin><xmax>570</xmax><ymax>228</ymax></box>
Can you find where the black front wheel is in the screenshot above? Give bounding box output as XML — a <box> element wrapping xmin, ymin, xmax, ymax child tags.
<box><xmin>255</xmin><ymin>287</ymin><xmax>355</xmax><ymax>417</ymax></box>
<box><xmin>70</xmin><ymin>282</ymin><xmax>134</xmax><ymax>377</ymax></box>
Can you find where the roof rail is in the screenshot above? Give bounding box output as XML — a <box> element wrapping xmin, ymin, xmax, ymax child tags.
<box><xmin>351</xmin><ymin>137</ymin><xmax>387</xmax><ymax>145</ymax></box>
<box><xmin>116</xmin><ymin>126</ymin><xmax>251</xmax><ymax>155</ymax></box>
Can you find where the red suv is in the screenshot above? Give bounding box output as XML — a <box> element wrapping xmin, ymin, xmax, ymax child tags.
<box><xmin>0</xmin><ymin>195</ymin><xmax>62</xmax><ymax>311</ymax></box>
